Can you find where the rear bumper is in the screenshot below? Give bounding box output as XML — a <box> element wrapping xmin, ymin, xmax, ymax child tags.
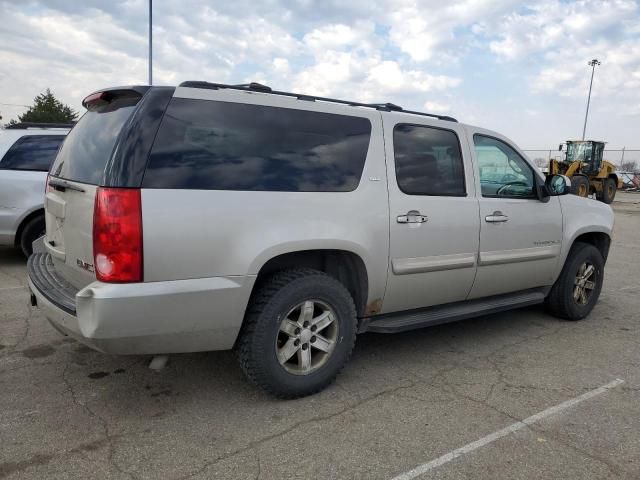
<box><xmin>28</xmin><ymin>253</ymin><xmax>255</xmax><ymax>354</ymax></box>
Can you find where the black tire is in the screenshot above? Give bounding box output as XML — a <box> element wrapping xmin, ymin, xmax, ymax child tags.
<box><xmin>237</xmin><ymin>269</ymin><xmax>357</xmax><ymax>398</ymax></box>
<box><xmin>570</xmin><ymin>175</ymin><xmax>590</xmax><ymax>197</ymax></box>
<box><xmin>546</xmin><ymin>242</ymin><xmax>604</xmax><ymax>321</ymax></box>
<box><xmin>601</xmin><ymin>178</ymin><xmax>617</xmax><ymax>204</ymax></box>
<box><xmin>19</xmin><ymin>215</ymin><xmax>45</xmax><ymax>258</ymax></box>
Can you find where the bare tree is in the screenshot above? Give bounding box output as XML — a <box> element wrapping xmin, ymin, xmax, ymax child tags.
<box><xmin>620</xmin><ymin>160</ymin><xmax>638</xmax><ymax>172</ymax></box>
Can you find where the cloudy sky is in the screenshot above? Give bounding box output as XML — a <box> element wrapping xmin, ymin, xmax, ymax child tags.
<box><xmin>0</xmin><ymin>0</ymin><xmax>638</xmax><ymax>148</ymax></box>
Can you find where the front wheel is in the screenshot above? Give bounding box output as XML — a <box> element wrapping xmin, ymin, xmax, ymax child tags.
<box><xmin>237</xmin><ymin>269</ymin><xmax>357</xmax><ymax>398</ymax></box>
<box><xmin>570</xmin><ymin>175</ymin><xmax>590</xmax><ymax>198</ymax></box>
<box><xmin>546</xmin><ymin>242</ymin><xmax>604</xmax><ymax>320</ymax></box>
<box><xmin>601</xmin><ymin>178</ymin><xmax>617</xmax><ymax>204</ymax></box>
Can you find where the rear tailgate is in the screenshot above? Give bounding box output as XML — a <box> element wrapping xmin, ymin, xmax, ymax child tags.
<box><xmin>45</xmin><ymin>90</ymin><xmax>144</xmax><ymax>289</ymax></box>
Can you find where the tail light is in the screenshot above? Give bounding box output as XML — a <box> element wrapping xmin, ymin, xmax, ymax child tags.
<box><xmin>93</xmin><ymin>188</ymin><xmax>143</xmax><ymax>283</ymax></box>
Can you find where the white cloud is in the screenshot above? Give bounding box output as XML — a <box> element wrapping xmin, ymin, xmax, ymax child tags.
<box><xmin>423</xmin><ymin>101</ymin><xmax>451</xmax><ymax>113</ymax></box>
<box><xmin>272</xmin><ymin>58</ymin><xmax>290</xmax><ymax>75</ymax></box>
<box><xmin>386</xmin><ymin>0</ymin><xmax>522</xmax><ymax>62</ymax></box>
<box><xmin>489</xmin><ymin>0</ymin><xmax>637</xmax><ymax>60</ymax></box>
<box><xmin>292</xmin><ymin>54</ymin><xmax>460</xmax><ymax>105</ymax></box>
<box><xmin>303</xmin><ymin>21</ymin><xmax>376</xmax><ymax>53</ymax></box>
<box><xmin>367</xmin><ymin>61</ymin><xmax>460</xmax><ymax>93</ymax></box>
<box><xmin>0</xmin><ymin>0</ymin><xmax>638</xmax><ymax>146</ymax></box>
<box><xmin>484</xmin><ymin>0</ymin><xmax>640</xmax><ymax>127</ymax></box>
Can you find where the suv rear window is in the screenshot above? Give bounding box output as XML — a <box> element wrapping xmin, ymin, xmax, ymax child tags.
<box><xmin>143</xmin><ymin>98</ymin><xmax>372</xmax><ymax>192</ymax></box>
<box><xmin>0</xmin><ymin>135</ymin><xmax>65</xmax><ymax>172</ymax></box>
<box><xmin>50</xmin><ymin>95</ymin><xmax>140</xmax><ymax>185</ymax></box>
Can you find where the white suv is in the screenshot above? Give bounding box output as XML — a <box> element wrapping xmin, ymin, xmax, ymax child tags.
<box><xmin>0</xmin><ymin>123</ymin><xmax>70</xmax><ymax>255</ymax></box>
<box><xmin>28</xmin><ymin>83</ymin><xmax>614</xmax><ymax>398</ymax></box>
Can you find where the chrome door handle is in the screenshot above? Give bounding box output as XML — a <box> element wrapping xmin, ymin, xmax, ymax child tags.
<box><xmin>397</xmin><ymin>210</ymin><xmax>428</xmax><ymax>224</ymax></box>
<box><xmin>485</xmin><ymin>211</ymin><xmax>509</xmax><ymax>223</ymax></box>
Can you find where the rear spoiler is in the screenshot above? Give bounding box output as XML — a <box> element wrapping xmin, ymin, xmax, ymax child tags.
<box><xmin>82</xmin><ymin>86</ymin><xmax>151</xmax><ymax>111</ymax></box>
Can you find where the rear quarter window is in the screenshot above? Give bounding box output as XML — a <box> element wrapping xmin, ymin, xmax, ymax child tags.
<box><xmin>142</xmin><ymin>98</ymin><xmax>372</xmax><ymax>192</ymax></box>
<box><xmin>0</xmin><ymin>135</ymin><xmax>65</xmax><ymax>172</ymax></box>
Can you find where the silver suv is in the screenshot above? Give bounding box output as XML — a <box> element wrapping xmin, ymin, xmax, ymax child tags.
<box><xmin>28</xmin><ymin>82</ymin><xmax>614</xmax><ymax>398</ymax></box>
<box><xmin>0</xmin><ymin>123</ymin><xmax>70</xmax><ymax>256</ymax></box>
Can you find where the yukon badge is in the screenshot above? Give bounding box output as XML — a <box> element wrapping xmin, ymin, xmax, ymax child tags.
<box><xmin>533</xmin><ymin>240</ymin><xmax>560</xmax><ymax>246</ymax></box>
<box><xmin>76</xmin><ymin>258</ymin><xmax>95</xmax><ymax>273</ymax></box>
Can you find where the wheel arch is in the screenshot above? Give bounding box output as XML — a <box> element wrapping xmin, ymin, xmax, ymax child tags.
<box><xmin>249</xmin><ymin>249</ymin><xmax>370</xmax><ymax>318</ymax></box>
<box><xmin>571</xmin><ymin>231</ymin><xmax>611</xmax><ymax>262</ymax></box>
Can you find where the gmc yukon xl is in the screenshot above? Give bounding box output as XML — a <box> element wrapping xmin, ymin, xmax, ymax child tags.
<box><xmin>28</xmin><ymin>82</ymin><xmax>614</xmax><ymax>398</ymax></box>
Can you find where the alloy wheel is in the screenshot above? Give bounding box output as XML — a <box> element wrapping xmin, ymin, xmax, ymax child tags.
<box><xmin>276</xmin><ymin>300</ymin><xmax>338</xmax><ymax>375</ymax></box>
<box><xmin>573</xmin><ymin>262</ymin><xmax>597</xmax><ymax>305</ymax></box>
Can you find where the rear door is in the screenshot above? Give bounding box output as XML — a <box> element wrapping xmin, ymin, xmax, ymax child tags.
<box><xmin>381</xmin><ymin>117</ymin><xmax>480</xmax><ymax>314</ymax></box>
<box><xmin>45</xmin><ymin>92</ymin><xmax>143</xmax><ymax>288</ymax></box>
<box><xmin>466</xmin><ymin>129</ymin><xmax>563</xmax><ymax>298</ymax></box>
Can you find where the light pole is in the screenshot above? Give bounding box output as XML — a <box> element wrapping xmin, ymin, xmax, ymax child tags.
<box><xmin>581</xmin><ymin>58</ymin><xmax>600</xmax><ymax>140</ymax></box>
<box><xmin>148</xmin><ymin>0</ymin><xmax>153</xmax><ymax>85</ymax></box>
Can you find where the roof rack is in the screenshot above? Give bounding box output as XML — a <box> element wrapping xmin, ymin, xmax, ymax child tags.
<box><xmin>178</xmin><ymin>81</ymin><xmax>458</xmax><ymax>122</ymax></box>
<box><xmin>5</xmin><ymin>122</ymin><xmax>75</xmax><ymax>130</ymax></box>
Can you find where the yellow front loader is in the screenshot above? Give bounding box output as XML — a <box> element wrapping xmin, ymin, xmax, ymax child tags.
<box><xmin>549</xmin><ymin>140</ymin><xmax>621</xmax><ymax>204</ymax></box>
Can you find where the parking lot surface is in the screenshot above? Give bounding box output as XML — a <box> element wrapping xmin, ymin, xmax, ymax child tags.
<box><xmin>1</xmin><ymin>193</ymin><xmax>640</xmax><ymax>480</ymax></box>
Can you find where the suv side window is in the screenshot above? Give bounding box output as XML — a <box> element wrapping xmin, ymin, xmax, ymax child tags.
<box><xmin>473</xmin><ymin>134</ymin><xmax>536</xmax><ymax>198</ymax></box>
<box><xmin>0</xmin><ymin>135</ymin><xmax>65</xmax><ymax>172</ymax></box>
<box><xmin>143</xmin><ymin>98</ymin><xmax>372</xmax><ymax>192</ymax></box>
<box><xmin>393</xmin><ymin>124</ymin><xmax>466</xmax><ymax>196</ymax></box>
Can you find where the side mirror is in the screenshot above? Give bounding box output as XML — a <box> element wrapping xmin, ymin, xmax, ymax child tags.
<box><xmin>558</xmin><ymin>144</ymin><xmax>564</xmax><ymax>151</ymax></box>
<box><xmin>545</xmin><ymin>174</ymin><xmax>571</xmax><ymax>196</ymax></box>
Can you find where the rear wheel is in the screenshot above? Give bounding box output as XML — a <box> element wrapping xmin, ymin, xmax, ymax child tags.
<box><xmin>19</xmin><ymin>215</ymin><xmax>45</xmax><ymax>257</ymax></box>
<box><xmin>570</xmin><ymin>175</ymin><xmax>590</xmax><ymax>197</ymax></box>
<box><xmin>546</xmin><ymin>242</ymin><xmax>604</xmax><ymax>320</ymax></box>
<box><xmin>601</xmin><ymin>178</ymin><xmax>617</xmax><ymax>204</ymax></box>
<box><xmin>237</xmin><ymin>269</ymin><xmax>357</xmax><ymax>398</ymax></box>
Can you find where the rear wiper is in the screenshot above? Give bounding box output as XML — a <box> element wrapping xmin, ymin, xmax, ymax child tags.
<box><xmin>48</xmin><ymin>177</ymin><xmax>86</xmax><ymax>193</ymax></box>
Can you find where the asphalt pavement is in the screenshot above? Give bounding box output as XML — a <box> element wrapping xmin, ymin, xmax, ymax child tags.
<box><xmin>1</xmin><ymin>192</ymin><xmax>639</xmax><ymax>479</ymax></box>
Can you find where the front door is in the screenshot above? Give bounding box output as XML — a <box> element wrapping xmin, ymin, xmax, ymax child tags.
<box><xmin>381</xmin><ymin>119</ymin><xmax>480</xmax><ymax>314</ymax></box>
<box><xmin>467</xmin><ymin>131</ymin><xmax>563</xmax><ymax>299</ymax></box>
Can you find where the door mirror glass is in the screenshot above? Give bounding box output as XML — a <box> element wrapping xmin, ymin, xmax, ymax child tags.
<box><xmin>546</xmin><ymin>174</ymin><xmax>571</xmax><ymax>195</ymax></box>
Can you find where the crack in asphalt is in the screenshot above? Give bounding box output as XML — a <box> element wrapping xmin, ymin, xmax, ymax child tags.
<box><xmin>173</xmin><ymin>379</ymin><xmax>418</xmax><ymax>480</ymax></box>
<box><xmin>170</xmin><ymin>321</ymin><xmax>590</xmax><ymax>480</ymax></box>
<box><xmin>0</xmin><ymin>303</ymin><xmax>34</xmax><ymax>356</ymax></box>
<box><xmin>2</xmin><ymin>240</ymin><xmax>639</xmax><ymax>479</ymax></box>
<box><xmin>253</xmin><ymin>449</ymin><xmax>262</xmax><ymax>480</ymax></box>
<box><xmin>61</xmin><ymin>363</ymin><xmax>138</xmax><ymax>480</ymax></box>
<box><xmin>0</xmin><ymin>438</ymin><xmax>112</xmax><ymax>479</ymax></box>
<box><xmin>527</xmin><ymin>424</ymin><xmax>633</xmax><ymax>478</ymax></box>
<box><xmin>0</xmin><ymin>359</ymin><xmax>67</xmax><ymax>375</ymax></box>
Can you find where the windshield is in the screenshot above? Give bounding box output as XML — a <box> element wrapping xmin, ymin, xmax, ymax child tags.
<box><xmin>50</xmin><ymin>96</ymin><xmax>139</xmax><ymax>185</ymax></box>
<box><xmin>566</xmin><ymin>142</ymin><xmax>593</xmax><ymax>164</ymax></box>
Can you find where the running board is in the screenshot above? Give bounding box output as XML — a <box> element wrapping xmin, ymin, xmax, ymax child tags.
<box><xmin>360</xmin><ymin>288</ymin><xmax>549</xmax><ymax>334</ymax></box>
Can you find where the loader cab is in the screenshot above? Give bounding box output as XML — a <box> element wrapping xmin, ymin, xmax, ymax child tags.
<box><xmin>565</xmin><ymin>140</ymin><xmax>605</xmax><ymax>174</ymax></box>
